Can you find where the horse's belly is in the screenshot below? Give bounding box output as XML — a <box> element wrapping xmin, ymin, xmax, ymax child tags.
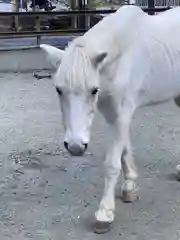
<box><xmin>138</xmin><ymin>73</ymin><xmax>180</xmax><ymax>107</ymax></box>
<box><xmin>137</xmin><ymin>45</ymin><xmax>180</xmax><ymax>107</ymax></box>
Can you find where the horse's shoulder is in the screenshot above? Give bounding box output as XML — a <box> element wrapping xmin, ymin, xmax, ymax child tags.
<box><xmin>97</xmin><ymin>88</ymin><xmax>119</xmax><ymax>124</ymax></box>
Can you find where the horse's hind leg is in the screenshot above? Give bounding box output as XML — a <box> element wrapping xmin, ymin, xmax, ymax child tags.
<box><xmin>121</xmin><ymin>142</ymin><xmax>139</xmax><ymax>202</ymax></box>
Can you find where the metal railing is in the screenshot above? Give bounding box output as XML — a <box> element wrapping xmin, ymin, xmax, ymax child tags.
<box><xmin>136</xmin><ymin>0</ymin><xmax>180</xmax><ymax>7</ymax></box>
<box><xmin>0</xmin><ymin>6</ymin><xmax>171</xmax><ymax>46</ymax></box>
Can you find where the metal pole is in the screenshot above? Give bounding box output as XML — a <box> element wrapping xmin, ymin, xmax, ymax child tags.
<box><xmin>70</xmin><ymin>0</ymin><xmax>78</xmax><ymax>29</ymax></box>
<box><xmin>36</xmin><ymin>16</ymin><xmax>41</xmax><ymax>45</ymax></box>
<box><xmin>148</xmin><ymin>0</ymin><xmax>155</xmax><ymax>15</ymax></box>
<box><xmin>85</xmin><ymin>0</ymin><xmax>90</xmax><ymax>29</ymax></box>
<box><xmin>70</xmin><ymin>0</ymin><xmax>75</xmax><ymax>9</ymax></box>
<box><xmin>77</xmin><ymin>0</ymin><xmax>86</xmax><ymax>29</ymax></box>
<box><xmin>32</xmin><ymin>0</ymin><xmax>36</xmax><ymax>11</ymax></box>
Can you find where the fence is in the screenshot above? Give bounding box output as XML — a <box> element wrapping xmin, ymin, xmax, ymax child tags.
<box><xmin>0</xmin><ymin>6</ymin><xmax>171</xmax><ymax>46</ymax></box>
<box><xmin>136</xmin><ymin>0</ymin><xmax>180</xmax><ymax>7</ymax></box>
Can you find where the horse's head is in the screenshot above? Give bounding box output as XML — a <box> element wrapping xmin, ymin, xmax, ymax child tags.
<box><xmin>40</xmin><ymin>42</ymin><xmax>107</xmax><ymax>156</ymax></box>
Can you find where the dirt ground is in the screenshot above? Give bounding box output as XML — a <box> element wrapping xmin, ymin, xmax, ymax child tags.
<box><xmin>0</xmin><ymin>72</ymin><xmax>180</xmax><ymax>240</ymax></box>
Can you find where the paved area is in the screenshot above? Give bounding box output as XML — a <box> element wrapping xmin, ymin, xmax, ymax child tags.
<box><xmin>0</xmin><ymin>72</ymin><xmax>180</xmax><ymax>240</ymax></box>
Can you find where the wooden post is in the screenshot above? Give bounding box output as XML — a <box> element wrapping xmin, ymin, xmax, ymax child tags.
<box><xmin>12</xmin><ymin>0</ymin><xmax>19</xmax><ymax>32</ymax></box>
<box><xmin>12</xmin><ymin>0</ymin><xmax>19</xmax><ymax>11</ymax></box>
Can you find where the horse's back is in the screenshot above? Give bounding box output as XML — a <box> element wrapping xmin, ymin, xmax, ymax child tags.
<box><xmin>123</xmin><ymin>7</ymin><xmax>180</xmax><ymax>108</ymax></box>
<box><xmin>153</xmin><ymin>7</ymin><xmax>180</xmax><ymax>32</ymax></box>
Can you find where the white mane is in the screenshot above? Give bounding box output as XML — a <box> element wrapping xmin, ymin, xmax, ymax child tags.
<box><xmin>55</xmin><ymin>43</ymin><xmax>94</xmax><ymax>90</ymax></box>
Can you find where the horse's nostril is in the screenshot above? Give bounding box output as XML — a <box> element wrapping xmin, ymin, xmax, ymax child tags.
<box><xmin>64</xmin><ymin>141</ymin><xmax>88</xmax><ymax>156</ymax></box>
<box><xmin>64</xmin><ymin>141</ymin><xmax>68</xmax><ymax>150</ymax></box>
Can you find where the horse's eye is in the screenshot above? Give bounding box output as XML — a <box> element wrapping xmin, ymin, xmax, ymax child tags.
<box><xmin>91</xmin><ymin>87</ymin><xmax>99</xmax><ymax>95</ymax></box>
<box><xmin>56</xmin><ymin>87</ymin><xmax>62</xmax><ymax>96</ymax></box>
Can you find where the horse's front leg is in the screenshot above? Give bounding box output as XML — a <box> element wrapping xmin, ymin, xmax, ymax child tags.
<box><xmin>94</xmin><ymin>109</ymin><xmax>132</xmax><ymax>234</ymax></box>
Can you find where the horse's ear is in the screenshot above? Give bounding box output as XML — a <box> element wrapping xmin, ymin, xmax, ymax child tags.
<box><xmin>40</xmin><ymin>44</ymin><xmax>64</xmax><ymax>69</ymax></box>
<box><xmin>92</xmin><ymin>52</ymin><xmax>107</xmax><ymax>68</ymax></box>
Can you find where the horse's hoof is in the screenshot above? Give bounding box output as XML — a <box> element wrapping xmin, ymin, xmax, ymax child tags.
<box><xmin>122</xmin><ymin>189</ymin><xmax>139</xmax><ymax>203</ymax></box>
<box><xmin>176</xmin><ymin>164</ymin><xmax>180</xmax><ymax>181</ymax></box>
<box><xmin>93</xmin><ymin>221</ymin><xmax>112</xmax><ymax>234</ymax></box>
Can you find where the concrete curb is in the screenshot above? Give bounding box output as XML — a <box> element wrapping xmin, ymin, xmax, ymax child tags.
<box><xmin>0</xmin><ymin>35</ymin><xmax>79</xmax><ymax>72</ymax></box>
<box><xmin>0</xmin><ymin>46</ymin><xmax>61</xmax><ymax>72</ymax></box>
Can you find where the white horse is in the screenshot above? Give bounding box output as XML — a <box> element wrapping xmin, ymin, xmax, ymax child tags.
<box><xmin>40</xmin><ymin>5</ymin><xmax>180</xmax><ymax>234</ymax></box>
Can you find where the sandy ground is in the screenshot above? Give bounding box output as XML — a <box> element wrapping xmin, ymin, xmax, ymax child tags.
<box><xmin>0</xmin><ymin>72</ymin><xmax>180</xmax><ymax>240</ymax></box>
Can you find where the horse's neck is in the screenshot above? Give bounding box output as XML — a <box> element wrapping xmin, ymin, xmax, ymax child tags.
<box><xmin>83</xmin><ymin>7</ymin><xmax>148</xmax><ymax>62</ymax></box>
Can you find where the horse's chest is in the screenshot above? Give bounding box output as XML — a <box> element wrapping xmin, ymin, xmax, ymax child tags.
<box><xmin>97</xmin><ymin>90</ymin><xmax>118</xmax><ymax>124</ymax></box>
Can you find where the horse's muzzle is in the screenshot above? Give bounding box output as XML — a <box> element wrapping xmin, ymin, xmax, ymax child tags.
<box><xmin>64</xmin><ymin>141</ymin><xmax>88</xmax><ymax>156</ymax></box>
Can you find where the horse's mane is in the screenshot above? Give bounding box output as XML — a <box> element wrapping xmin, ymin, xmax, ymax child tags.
<box><xmin>56</xmin><ymin>39</ymin><xmax>94</xmax><ymax>89</ymax></box>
